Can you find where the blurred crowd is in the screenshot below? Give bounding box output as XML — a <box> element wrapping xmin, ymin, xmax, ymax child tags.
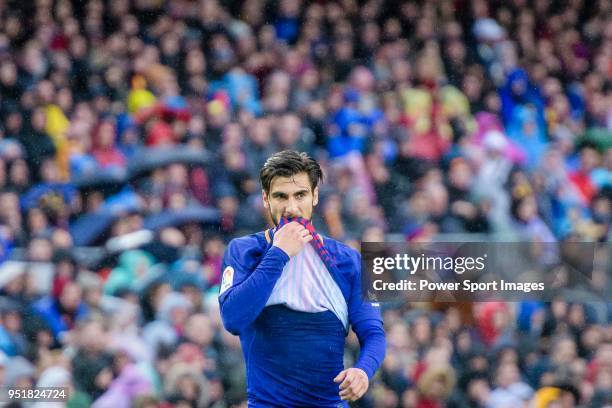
<box><xmin>0</xmin><ymin>0</ymin><xmax>610</xmax><ymax>407</ymax></box>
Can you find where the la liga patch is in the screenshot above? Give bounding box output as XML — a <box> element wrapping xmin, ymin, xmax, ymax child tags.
<box><xmin>219</xmin><ymin>266</ymin><xmax>234</xmax><ymax>295</ymax></box>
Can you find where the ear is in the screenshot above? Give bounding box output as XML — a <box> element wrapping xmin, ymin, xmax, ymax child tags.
<box><xmin>262</xmin><ymin>190</ymin><xmax>269</xmax><ymax>209</ymax></box>
<box><xmin>312</xmin><ymin>186</ymin><xmax>319</xmax><ymax>207</ymax></box>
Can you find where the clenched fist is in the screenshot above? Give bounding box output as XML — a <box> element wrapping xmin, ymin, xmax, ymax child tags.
<box><xmin>273</xmin><ymin>221</ymin><xmax>313</xmax><ymax>257</ymax></box>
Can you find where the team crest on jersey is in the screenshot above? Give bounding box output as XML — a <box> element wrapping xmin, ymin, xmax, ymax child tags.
<box><xmin>219</xmin><ymin>266</ymin><xmax>234</xmax><ymax>295</ymax></box>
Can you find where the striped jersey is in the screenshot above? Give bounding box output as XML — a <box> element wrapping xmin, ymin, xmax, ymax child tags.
<box><xmin>265</xmin><ymin>242</ymin><xmax>349</xmax><ymax>331</ymax></box>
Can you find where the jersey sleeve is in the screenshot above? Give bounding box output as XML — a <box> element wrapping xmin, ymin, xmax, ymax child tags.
<box><xmin>347</xmin><ymin>249</ymin><xmax>386</xmax><ymax>379</ymax></box>
<box><xmin>218</xmin><ymin>236</ymin><xmax>290</xmax><ymax>335</ymax></box>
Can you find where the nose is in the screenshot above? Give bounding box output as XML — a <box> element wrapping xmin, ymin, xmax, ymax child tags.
<box><xmin>284</xmin><ymin>198</ymin><xmax>300</xmax><ymax>217</ymax></box>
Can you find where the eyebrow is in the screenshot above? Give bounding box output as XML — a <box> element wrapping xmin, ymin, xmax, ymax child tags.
<box><xmin>271</xmin><ymin>189</ymin><xmax>310</xmax><ymax>198</ymax></box>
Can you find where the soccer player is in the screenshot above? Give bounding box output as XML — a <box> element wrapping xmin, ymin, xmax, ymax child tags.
<box><xmin>218</xmin><ymin>150</ymin><xmax>386</xmax><ymax>407</ymax></box>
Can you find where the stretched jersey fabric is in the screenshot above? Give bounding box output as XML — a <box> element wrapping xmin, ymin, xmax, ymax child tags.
<box><xmin>265</xmin><ymin>240</ymin><xmax>349</xmax><ymax>331</ymax></box>
<box><xmin>218</xmin><ymin>220</ymin><xmax>386</xmax><ymax>407</ymax></box>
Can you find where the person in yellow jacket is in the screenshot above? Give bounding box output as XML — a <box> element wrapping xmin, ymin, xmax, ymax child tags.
<box><xmin>45</xmin><ymin>103</ymin><xmax>70</xmax><ymax>180</ymax></box>
<box><xmin>530</xmin><ymin>385</ymin><xmax>579</xmax><ymax>408</ymax></box>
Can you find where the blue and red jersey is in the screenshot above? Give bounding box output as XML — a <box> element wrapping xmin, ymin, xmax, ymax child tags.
<box><xmin>218</xmin><ymin>226</ymin><xmax>386</xmax><ymax>407</ymax></box>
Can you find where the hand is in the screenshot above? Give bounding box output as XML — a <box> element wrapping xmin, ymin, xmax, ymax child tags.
<box><xmin>272</xmin><ymin>221</ymin><xmax>313</xmax><ymax>257</ymax></box>
<box><xmin>334</xmin><ymin>368</ymin><xmax>369</xmax><ymax>401</ymax></box>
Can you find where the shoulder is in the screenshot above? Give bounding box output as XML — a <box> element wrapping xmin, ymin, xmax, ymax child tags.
<box><xmin>227</xmin><ymin>231</ymin><xmax>267</xmax><ymax>251</ymax></box>
<box><xmin>324</xmin><ymin>236</ymin><xmax>359</xmax><ymax>257</ymax></box>
<box><xmin>224</xmin><ymin>231</ymin><xmax>269</xmax><ymax>267</ymax></box>
<box><xmin>227</xmin><ymin>231</ymin><xmax>270</xmax><ymax>252</ymax></box>
<box><xmin>323</xmin><ymin>236</ymin><xmax>361</xmax><ymax>272</ymax></box>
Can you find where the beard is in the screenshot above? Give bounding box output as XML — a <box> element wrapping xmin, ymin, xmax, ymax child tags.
<box><xmin>267</xmin><ymin>204</ymin><xmax>314</xmax><ymax>227</ymax></box>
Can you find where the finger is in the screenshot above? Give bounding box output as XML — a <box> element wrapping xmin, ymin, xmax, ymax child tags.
<box><xmin>340</xmin><ymin>379</ymin><xmax>358</xmax><ymax>394</ymax></box>
<box><xmin>277</xmin><ymin>223</ymin><xmax>291</xmax><ymax>232</ymax></box>
<box><xmin>339</xmin><ymin>391</ymin><xmax>353</xmax><ymax>400</ymax></box>
<box><xmin>290</xmin><ymin>224</ymin><xmax>305</xmax><ymax>234</ymax></box>
<box><xmin>339</xmin><ymin>387</ymin><xmax>355</xmax><ymax>400</ymax></box>
<box><xmin>354</xmin><ymin>382</ymin><xmax>367</xmax><ymax>399</ymax></box>
<box><xmin>333</xmin><ymin>370</ymin><xmax>347</xmax><ymax>383</ymax></box>
<box><xmin>341</xmin><ymin>379</ymin><xmax>364</xmax><ymax>400</ymax></box>
<box><xmin>303</xmin><ymin>234</ymin><xmax>314</xmax><ymax>243</ymax></box>
<box><xmin>343</xmin><ymin>385</ymin><xmax>363</xmax><ymax>402</ymax></box>
<box><xmin>341</xmin><ymin>388</ymin><xmax>359</xmax><ymax>401</ymax></box>
<box><xmin>358</xmin><ymin>379</ymin><xmax>369</xmax><ymax>397</ymax></box>
<box><xmin>294</xmin><ymin>225</ymin><xmax>308</xmax><ymax>235</ymax></box>
<box><xmin>339</xmin><ymin>371</ymin><xmax>354</xmax><ymax>389</ymax></box>
<box><xmin>349</xmin><ymin>381</ymin><xmax>364</xmax><ymax>396</ymax></box>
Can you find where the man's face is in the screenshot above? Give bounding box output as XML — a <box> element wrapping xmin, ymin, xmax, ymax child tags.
<box><xmin>262</xmin><ymin>172</ymin><xmax>319</xmax><ymax>226</ymax></box>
